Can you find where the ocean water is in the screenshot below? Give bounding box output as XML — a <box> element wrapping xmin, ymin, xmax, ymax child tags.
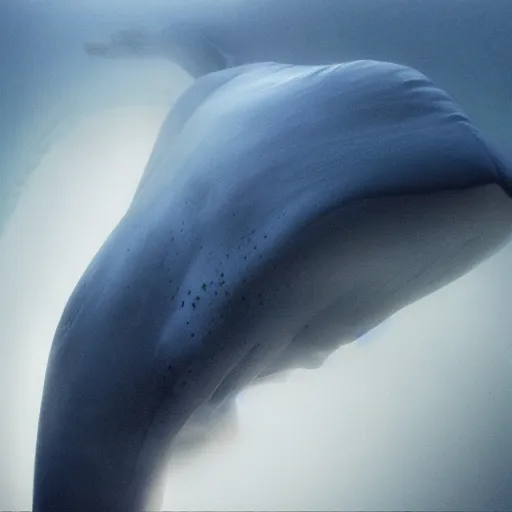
<box><xmin>1</xmin><ymin>1</ymin><xmax>511</xmax><ymax>510</ymax></box>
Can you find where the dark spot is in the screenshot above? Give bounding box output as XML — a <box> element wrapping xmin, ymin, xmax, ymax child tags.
<box><xmin>258</xmin><ymin>294</ymin><xmax>262</xmax><ymax>298</ymax></box>
<box><xmin>200</xmin><ymin>245</ymin><xmax>204</xmax><ymax>250</ymax></box>
<box><xmin>226</xmin><ymin>254</ymin><xmax>229</xmax><ymax>259</ymax></box>
<box><xmin>171</xmin><ymin>295</ymin><xmax>175</xmax><ymax>300</ymax></box>
<box><xmin>171</xmin><ymin>237</ymin><xmax>175</xmax><ymax>241</ymax></box>
<box><xmin>202</xmin><ymin>283</ymin><xmax>207</xmax><ymax>291</ymax></box>
<box><xmin>181</xmin><ymin>301</ymin><xmax>185</xmax><ymax>308</ymax></box>
<box><xmin>192</xmin><ymin>303</ymin><xmax>196</xmax><ymax>309</ymax></box>
<box><xmin>259</xmin><ymin>255</ymin><xmax>263</xmax><ymax>259</ymax></box>
<box><xmin>224</xmin><ymin>291</ymin><xmax>230</xmax><ymax>297</ymax></box>
<box><xmin>126</xmin><ymin>248</ymin><xmax>131</xmax><ymax>252</ymax></box>
<box><xmin>214</xmin><ymin>291</ymin><xmax>218</xmax><ymax>296</ymax></box>
<box><xmin>191</xmin><ymin>333</ymin><xmax>195</xmax><ymax>338</ymax></box>
<box><xmin>220</xmin><ymin>273</ymin><xmax>224</xmax><ymax>278</ymax></box>
<box><xmin>186</xmin><ymin>321</ymin><xmax>189</xmax><ymax>325</ymax></box>
<box><xmin>264</xmin><ymin>235</ymin><xmax>268</xmax><ymax>239</ymax></box>
<box><xmin>219</xmin><ymin>280</ymin><xmax>226</xmax><ymax>286</ymax></box>
<box><xmin>244</xmin><ymin>256</ymin><xmax>247</xmax><ymax>260</ymax></box>
<box><xmin>241</xmin><ymin>296</ymin><xmax>246</xmax><ymax>301</ymax></box>
<box><xmin>187</xmin><ymin>290</ymin><xmax>191</xmax><ymax>295</ymax></box>
<box><xmin>254</xmin><ymin>245</ymin><xmax>257</xmax><ymax>250</ymax></box>
<box><xmin>180</xmin><ymin>229</ymin><xmax>184</xmax><ymax>233</ymax></box>
<box><xmin>208</xmin><ymin>330</ymin><xmax>212</xmax><ymax>335</ymax></box>
<box><xmin>195</xmin><ymin>296</ymin><xmax>201</xmax><ymax>301</ymax></box>
<box><xmin>251</xmin><ymin>230</ymin><xmax>256</xmax><ymax>234</ymax></box>
<box><xmin>168</xmin><ymin>279</ymin><xmax>172</xmax><ymax>284</ymax></box>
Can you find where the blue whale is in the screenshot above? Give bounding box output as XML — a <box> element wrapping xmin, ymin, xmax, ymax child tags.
<box><xmin>1</xmin><ymin>0</ymin><xmax>511</xmax><ymax>235</ymax></box>
<box><xmin>33</xmin><ymin>60</ymin><xmax>512</xmax><ymax>511</ymax></box>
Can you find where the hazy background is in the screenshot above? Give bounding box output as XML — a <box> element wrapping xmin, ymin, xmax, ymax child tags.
<box><xmin>1</xmin><ymin>1</ymin><xmax>512</xmax><ymax>510</ymax></box>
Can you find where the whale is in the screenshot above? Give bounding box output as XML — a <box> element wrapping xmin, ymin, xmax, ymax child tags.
<box><xmin>1</xmin><ymin>0</ymin><xmax>511</xmax><ymax>236</ymax></box>
<box><xmin>33</xmin><ymin>60</ymin><xmax>512</xmax><ymax>511</ymax></box>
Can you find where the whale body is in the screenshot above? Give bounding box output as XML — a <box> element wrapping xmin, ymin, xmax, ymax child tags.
<box><xmin>33</xmin><ymin>60</ymin><xmax>512</xmax><ymax>511</ymax></box>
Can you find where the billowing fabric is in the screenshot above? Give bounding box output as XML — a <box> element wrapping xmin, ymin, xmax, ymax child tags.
<box><xmin>34</xmin><ymin>61</ymin><xmax>512</xmax><ymax>512</ymax></box>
